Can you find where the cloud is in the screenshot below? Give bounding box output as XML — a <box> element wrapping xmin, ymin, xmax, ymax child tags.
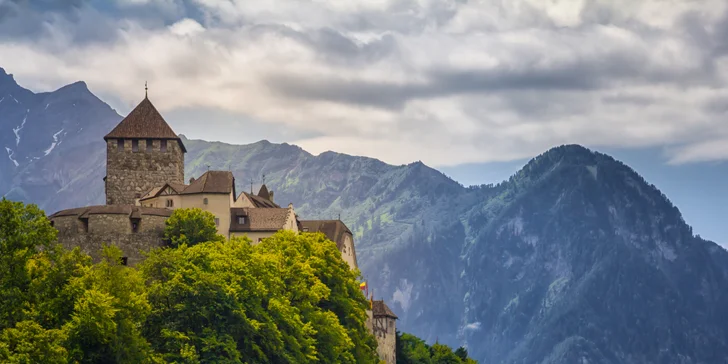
<box><xmin>1</xmin><ymin>0</ymin><xmax>728</xmax><ymax>167</ymax></box>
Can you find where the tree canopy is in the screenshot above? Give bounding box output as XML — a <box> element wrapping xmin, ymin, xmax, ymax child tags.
<box><xmin>396</xmin><ymin>331</ymin><xmax>478</xmax><ymax>364</ymax></box>
<box><xmin>163</xmin><ymin>208</ymin><xmax>224</xmax><ymax>248</ymax></box>
<box><xmin>0</xmin><ymin>202</ymin><xmax>386</xmax><ymax>363</ymax></box>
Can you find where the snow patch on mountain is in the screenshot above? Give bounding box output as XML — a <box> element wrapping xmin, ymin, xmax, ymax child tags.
<box><xmin>44</xmin><ymin>129</ymin><xmax>65</xmax><ymax>156</ymax></box>
<box><xmin>392</xmin><ymin>278</ymin><xmax>414</xmax><ymax>313</ymax></box>
<box><xmin>13</xmin><ymin>110</ymin><xmax>28</xmax><ymax>146</ymax></box>
<box><xmin>5</xmin><ymin>147</ymin><xmax>18</xmax><ymax>167</ymax></box>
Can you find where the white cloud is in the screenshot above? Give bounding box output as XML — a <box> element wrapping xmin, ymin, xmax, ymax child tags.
<box><xmin>2</xmin><ymin>0</ymin><xmax>728</xmax><ymax>167</ymax></box>
<box><xmin>169</xmin><ymin>18</ymin><xmax>205</xmax><ymax>36</ymax></box>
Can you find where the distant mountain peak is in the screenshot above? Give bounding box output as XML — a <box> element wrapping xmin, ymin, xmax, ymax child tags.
<box><xmin>56</xmin><ymin>80</ymin><xmax>89</xmax><ymax>93</ymax></box>
<box><xmin>0</xmin><ymin>67</ymin><xmax>18</xmax><ymax>87</ymax></box>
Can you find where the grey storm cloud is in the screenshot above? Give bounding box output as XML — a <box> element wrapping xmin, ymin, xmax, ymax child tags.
<box><xmin>2</xmin><ymin>0</ymin><xmax>728</xmax><ymax>166</ymax></box>
<box><xmin>265</xmin><ymin>45</ymin><xmax>717</xmax><ymax>112</ymax></box>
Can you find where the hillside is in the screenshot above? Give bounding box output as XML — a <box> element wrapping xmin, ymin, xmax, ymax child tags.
<box><xmin>3</xmin><ymin>69</ymin><xmax>728</xmax><ymax>363</ymax></box>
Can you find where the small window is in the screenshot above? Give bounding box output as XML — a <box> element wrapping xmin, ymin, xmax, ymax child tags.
<box><xmin>237</xmin><ymin>216</ymin><xmax>245</xmax><ymax>224</ymax></box>
<box><xmin>131</xmin><ymin>220</ymin><xmax>139</xmax><ymax>233</ymax></box>
<box><xmin>214</xmin><ymin>218</ymin><xmax>220</xmax><ymax>226</ymax></box>
<box><xmin>203</xmin><ymin>198</ymin><xmax>208</xmax><ymax>205</ymax></box>
<box><xmin>132</xmin><ymin>139</ymin><xmax>139</xmax><ymax>152</ymax></box>
<box><xmin>50</xmin><ymin>220</ymin><xmax>55</xmax><ymax>227</ymax></box>
<box><xmin>117</xmin><ymin>139</ymin><xmax>124</xmax><ymax>151</ymax></box>
<box><xmin>160</xmin><ymin>140</ymin><xmax>167</xmax><ymax>152</ymax></box>
<box><xmin>166</xmin><ymin>199</ymin><xmax>173</xmax><ymax>208</ymax></box>
<box><xmin>120</xmin><ymin>257</ymin><xmax>128</xmax><ymax>266</ymax></box>
<box><xmin>81</xmin><ymin>219</ymin><xmax>89</xmax><ymax>233</ymax></box>
<box><xmin>303</xmin><ymin>227</ymin><xmax>309</xmax><ymax>232</ymax></box>
<box><xmin>146</xmin><ymin>139</ymin><xmax>153</xmax><ymax>152</ymax></box>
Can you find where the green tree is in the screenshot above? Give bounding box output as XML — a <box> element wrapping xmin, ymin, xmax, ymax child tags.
<box><xmin>141</xmin><ymin>231</ymin><xmax>379</xmax><ymax>363</ymax></box>
<box><xmin>141</xmin><ymin>237</ymin><xmax>308</xmax><ymax>363</ymax></box>
<box><xmin>0</xmin><ymin>320</ymin><xmax>67</xmax><ymax>364</ymax></box>
<box><xmin>61</xmin><ymin>246</ymin><xmax>159</xmax><ymax>363</ymax></box>
<box><xmin>256</xmin><ymin>231</ymin><xmax>379</xmax><ymax>363</ymax></box>
<box><xmin>1</xmin><ymin>200</ymin><xmax>159</xmax><ymax>363</ymax></box>
<box><xmin>453</xmin><ymin>347</ymin><xmax>470</xmax><ymax>362</ymax></box>
<box><xmin>430</xmin><ymin>343</ymin><xmax>462</xmax><ymax>364</ymax></box>
<box><xmin>0</xmin><ymin>198</ymin><xmax>57</xmax><ymax>329</ymax></box>
<box><xmin>396</xmin><ymin>330</ymin><xmax>478</xmax><ymax>364</ymax></box>
<box><xmin>163</xmin><ymin>208</ymin><xmax>223</xmax><ymax>248</ymax></box>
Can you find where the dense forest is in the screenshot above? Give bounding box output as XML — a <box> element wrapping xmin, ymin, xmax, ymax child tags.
<box><xmin>0</xmin><ymin>199</ymin><xmax>476</xmax><ymax>363</ymax></box>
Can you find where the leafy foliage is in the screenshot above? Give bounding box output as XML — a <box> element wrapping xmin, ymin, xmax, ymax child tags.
<box><xmin>396</xmin><ymin>331</ymin><xmax>477</xmax><ymax>364</ymax></box>
<box><xmin>163</xmin><ymin>208</ymin><xmax>224</xmax><ymax>248</ymax></box>
<box><xmin>0</xmin><ymin>203</ymin><xmax>386</xmax><ymax>363</ymax></box>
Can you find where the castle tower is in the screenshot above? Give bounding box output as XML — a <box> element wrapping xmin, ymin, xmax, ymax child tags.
<box><xmin>103</xmin><ymin>95</ymin><xmax>186</xmax><ymax>205</ymax></box>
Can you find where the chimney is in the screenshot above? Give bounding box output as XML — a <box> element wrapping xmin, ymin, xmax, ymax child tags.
<box><xmin>269</xmin><ymin>190</ymin><xmax>274</xmax><ymax>203</ymax></box>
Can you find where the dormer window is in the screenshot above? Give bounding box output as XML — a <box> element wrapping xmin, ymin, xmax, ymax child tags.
<box><xmin>117</xmin><ymin>139</ymin><xmax>124</xmax><ymax>151</ymax></box>
<box><xmin>237</xmin><ymin>216</ymin><xmax>245</xmax><ymax>224</ymax></box>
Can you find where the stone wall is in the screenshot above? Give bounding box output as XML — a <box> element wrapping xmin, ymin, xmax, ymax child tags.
<box><xmin>106</xmin><ymin>138</ymin><xmax>184</xmax><ymax>205</ymax></box>
<box><xmin>52</xmin><ymin>213</ymin><xmax>167</xmax><ymax>266</ymax></box>
<box><xmin>367</xmin><ymin>313</ymin><xmax>397</xmax><ymax>364</ymax></box>
<box><xmin>340</xmin><ymin>234</ymin><xmax>358</xmax><ymax>271</ymax></box>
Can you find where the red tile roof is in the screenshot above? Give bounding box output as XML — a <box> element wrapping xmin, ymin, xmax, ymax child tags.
<box><xmin>372</xmin><ymin>300</ymin><xmax>398</xmax><ymax>319</ymax></box>
<box><xmin>182</xmin><ymin>171</ymin><xmax>234</xmax><ymax>195</ymax></box>
<box><xmin>299</xmin><ymin>220</ymin><xmax>353</xmax><ymax>252</ymax></box>
<box><xmin>229</xmin><ymin>207</ymin><xmax>291</xmax><ymax>232</ymax></box>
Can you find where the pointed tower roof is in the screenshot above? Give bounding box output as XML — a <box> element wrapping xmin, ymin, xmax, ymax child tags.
<box><xmin>104</xmin><ymin>96</ymin><xmax>186</xmax><ymax>152</ymax></box>
<box><xmin>258</xmin><ymin>184</ymin><xmax>270</xmax><ymax>200</ymax></box>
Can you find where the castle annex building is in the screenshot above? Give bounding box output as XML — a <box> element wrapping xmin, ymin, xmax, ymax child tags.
<box><xmin>48</xmin><ymin>94</ymin><xmax>397</xmax><ymax>363</ymax></box>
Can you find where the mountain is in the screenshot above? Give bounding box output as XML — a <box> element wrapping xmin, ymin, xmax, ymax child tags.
<box><xmin>3</xmin><ymin>71</ymin><xmax>728</xmax><ymax>363</ymax></box>
<box><xmin>0</xmin><ymin>67</ymin><xmax>120</xmax><ymax>210</ymax></box>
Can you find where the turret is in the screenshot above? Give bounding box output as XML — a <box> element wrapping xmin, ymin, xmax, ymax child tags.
<box><xmin>103</xmin><ymin>93</ymin><xmax>185</xmax><ymax>205</ymax></box>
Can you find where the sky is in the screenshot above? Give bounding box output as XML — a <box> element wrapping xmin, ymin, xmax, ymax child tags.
<box><xmin>1</xmin><ymin>0</ymin><xmax>728</xmax><ymax>243</ymax></box>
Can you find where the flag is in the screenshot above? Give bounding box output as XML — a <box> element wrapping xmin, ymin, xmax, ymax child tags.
<box><xmin>359</xmin><ymin>281</ymin><xmax>369</xmax><ymax>297</ymax></box>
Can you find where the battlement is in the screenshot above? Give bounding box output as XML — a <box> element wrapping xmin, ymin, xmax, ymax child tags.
<box><xmin>50</xmin><ymin>205</ymin><xmax>171</xmax><ymax>265</ymax></box>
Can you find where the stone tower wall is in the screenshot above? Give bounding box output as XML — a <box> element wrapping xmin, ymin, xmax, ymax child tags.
<box><xmin>376</xmin><ymin>317</ymin><xmax>397</xmax><ymax>364</ymax></box>
<box><xmin>105</xmin><ymin>138</ymin><xmax>184</xmax><ymax>205</ymax></box>
<box><xmin>52</xmin><ymin>214</ymin><xmax>168</xmax><ymax>266</ymax></box>
<box><xmin>366</xmin><ymin>312</ymin><xmax>397</xmax><ymax>364</ymax></box>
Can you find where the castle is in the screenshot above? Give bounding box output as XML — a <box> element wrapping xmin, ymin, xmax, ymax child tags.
<box><xmin>48</xmin><ymin>93</ymin><xmax>397</xmax><ymax>363</ymax></box>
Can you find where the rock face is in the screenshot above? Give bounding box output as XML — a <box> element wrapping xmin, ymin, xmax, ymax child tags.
<box><xmin>5</xmin><ymin>72</ymin><xmax>728</xmax><ymax>363</ymax></box>
<box><xmin>0</xmin><ymin>67</ymin><xmax>120</xmax><ymax>211</ymax></box>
